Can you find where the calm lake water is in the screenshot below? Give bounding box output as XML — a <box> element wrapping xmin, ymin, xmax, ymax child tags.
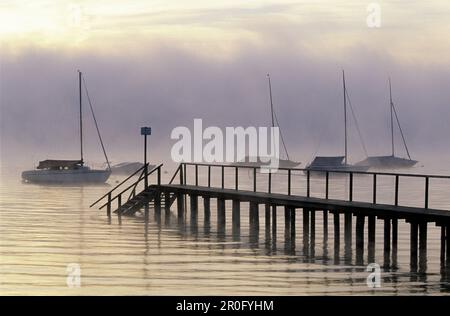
<box><xmin>1</xmin><ymin>163</ymin><xmax>450</xmax><ymax>295</ymax></box>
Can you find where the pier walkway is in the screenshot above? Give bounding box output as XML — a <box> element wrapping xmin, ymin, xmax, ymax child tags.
<box><xmin>91</xmin><ymin>162</ymin><xmax>450</xmax><ymax>271</ymax></box>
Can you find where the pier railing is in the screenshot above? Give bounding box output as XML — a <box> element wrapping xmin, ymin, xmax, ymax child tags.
<box><xmin>176</xmin><ymin>162</ymin><xmax>450</xmax><ymax>211</ymax></box>
<box><xmin>90</xmin><ymin>163</ymin><xmax>163</xmax><ymax>212</ymax></box>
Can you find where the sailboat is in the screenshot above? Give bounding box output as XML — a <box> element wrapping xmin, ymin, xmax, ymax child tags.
<box><xmin>22</xmin><ymin>71</ymin><xmax>111</xmax><ymax>184</ymax></box>
<box><xmin>306</xmin><ymin>71</ymin><xmax>369</xmax><ymax>172</ymax></box>
<box><xmin>356</xmin><ymin>78</ymin><xmax>417</xmax><ymax>169</ymax></box>
<box><xmin>232</xmin><ymin>74</ymin><xmax>300</xmax><ymax>169</ymax></box>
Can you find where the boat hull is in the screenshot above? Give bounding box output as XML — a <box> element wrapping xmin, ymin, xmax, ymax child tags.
<box><xmin>355</xmin><ymin>156</ymin><xmax>418</xmax><ymax>169</ymax></box>
<box><xmin>22</xmin><ymin>168</ymin><xmax>111</xmax><ymax>184</ymax></box>
<box><xmin>305</xmin><ymin>164</ymin><xmax>370</xmax><ymax>173</ymax></box>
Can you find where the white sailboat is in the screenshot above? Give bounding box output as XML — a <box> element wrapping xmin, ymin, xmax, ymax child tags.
<box><xmin>22</xmin><ymin>71</ymin><xmax>111</xmax><ymax>184</ymax></box>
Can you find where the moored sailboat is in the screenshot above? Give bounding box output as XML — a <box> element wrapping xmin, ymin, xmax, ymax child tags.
<box><xmin>232</xmin><ymin>74</ymin><xmax>301</xmax><ymax>169</ymax></box>
<box><xmin>22</xmin><ymin>71</ymin><xmax>111</xmax><ymax>184</ymax></box>
<box><xmin>356</xmin><ymin>78</ymin><xmax>418</xmax><ymax>169</ymax></box>
<box><xmin>306</xmin><ymin>70</ymin><xmax>369</xmax><ymax>172</ymax></box>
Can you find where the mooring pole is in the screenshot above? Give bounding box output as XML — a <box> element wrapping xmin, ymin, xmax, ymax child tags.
<box><xmin>141</xmin><ymin>127</ymin><xmax>151</xmax><ymax>189</ymax></box>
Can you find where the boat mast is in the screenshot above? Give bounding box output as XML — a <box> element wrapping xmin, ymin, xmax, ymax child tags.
<box><xmin>78</xmin><ymin>70</ymin><xmax>84</xmax><ymax>165</ymax></box>
<box><xmin>389</xmin><ymin>78</ymin><xmax>395</xmax><ymax>156</ymax></box>
<box><xmin>267</xmin><ymin>74</ymin><xmax>290</xmax><ymax>161</ymax></box>
<box><xmin>267</xmin><ymin>74</ymin><xmax>275</xmax><ymax>128</ymax></box>
<box><xmin>342</xmin><ymin>70</ymin><xmax>348</xmax><ymax>165</ymax></box>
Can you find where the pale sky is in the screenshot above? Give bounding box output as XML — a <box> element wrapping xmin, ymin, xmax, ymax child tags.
<box><xmin>1</xmin><ymin>1</ymin><xmax>450</xmax><ymax>168</ymax></box>
<box><xmin>2</xmin><ymin>0</ymin><xmax>450</xmax><ymax>64</ymax></box>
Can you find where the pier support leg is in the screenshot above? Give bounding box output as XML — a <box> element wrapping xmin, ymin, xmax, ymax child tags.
<box><xmin>344</xmin><ymin>212</ymin><xmax>352</xmax><ymax>262</ymax></box>
<box><xmin>154</xmin><ymin>192</ymin><xmax>161</xmax><ymax>215</ymax></box>
<box><xmin>249</xmin><ymin>202</ymin><xmax>259</xmax><ymax>245</ymax></box>
<box><xmin>272</xmin><ymin>205</ymin><xmax>277</xmax><ymax>240</ymax></box>
<box><xmin>203</xmin><ymin>197</ymin><xmax>211</xmax><ymax>235</ymax></box>
<box><xmin>310</xmin><ymin>210</ymin><xmax>315</xmax><ymax>256</ymax></box>
<box><xmin>355</xmin><ymin>215</ymin><xmax>365</xmax><ymax>265</ymax></box>
<box><xmin>177</xmin><ymin>193</ymin><xmax>184</xmax><ymax>220</ymax></box>
<box><xmin>265</xmin><ymin>204</ymin><xmax>271</xmax><ymax>233</ymax></box>
<box><xmin>392</xmin><ymin>218</ymin><xmax>398</xmax><ymax>268</ymax></box>
<box><xmin>368</xmin><ymin>215</ymin><xmax>376</xmax><ymax>263</ymax></box>
<box><xmin>203</xmin><ymin>197</ymin><xmax>210</xmax><ymax>223</ymax></box>
<box><xmin>249</xmin><ymin>202</ymin><xmax>259</xmax><ymax>231</ymax></box>
<box><xmin>384</xmin><ymin>218</ymin><xmax>391</xmax><ymax>268</ymax></box>
<box><xmin>333</xmin><ymin>212</ymin><xmax>340</xmax><ymax>262</ymax></box>
<box><xmin>217</xmin><ymin>198</ymin><xmax>226</xmax><ymax>234</ymax></box>
<box><xmin>440</xmin><ymin>226</ymin><xmax>446</xmax><ymax>266</ymax></box>
<box><xmin>303</xmin><ymin>209</ymin><xmax>310</xmax><ymax>256</ymax></box>
<box><xmin>190</xmin><ymin>194</ymin><xmax>198</xmax><ymax>222</ymax></box>
<box><xmin>290</xmin><ymin>207</ymin><xmax>296</xmax><ymax>243</ymax></box>
<box><xmin>419</xmin><ymin>222</ymin><xmax>428</xmax><ymax>272</ymax></box>
<box><xmin>164</xmin><ymin>192</ymin><xmax>171</xmax><ymax>216</ymax></box>
<box><xmin>232</xmin><ymin>200</ymin><xmax>240</xmax><ymax>237</ymax></box>
<box><xmin>446</xmin><ymin>225</ymin><xmax>450</xmax><ymax>266</ymax></box>
<box><xmin>106</xmin><ymin>199</ymin><xmax>111</xmax><ymax>218</ymax></box>
<box><xmin>410</xmin><ymin>222</ymin><xmax>418</xmax><ymax>271</ymax></box>
<box><xmin>323</xmin><ymin>210</ymin><xmax>328</xmax><ymax>243</ymax></box>
<box><xmin>284</xmin><ymin>206</ymin><xmax>291</xmax><ymax>243</ymax></box>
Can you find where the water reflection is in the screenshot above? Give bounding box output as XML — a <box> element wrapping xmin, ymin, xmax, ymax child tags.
<box><xmin>2</xmin><ymin>173</ymin><xmax>450</xmax><ymax>295</ymax></box>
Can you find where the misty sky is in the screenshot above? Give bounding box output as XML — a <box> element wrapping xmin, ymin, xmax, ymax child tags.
<box><xmin>1</xmin><ymin>0</ymin><xmax>450</xmax><ymax>169</ymax></box>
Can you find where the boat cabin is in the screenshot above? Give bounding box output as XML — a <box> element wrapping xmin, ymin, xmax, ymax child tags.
<box><xmin>37</xmin><ymin>160</ymin><xmax>84</xmax><ymax>170</ymax></box>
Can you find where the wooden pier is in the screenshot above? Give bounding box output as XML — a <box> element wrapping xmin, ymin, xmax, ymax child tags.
<box><xmin>91</xmin><ymin>162</ymin><xmax>450</xmax><ymax>271</ymax></box>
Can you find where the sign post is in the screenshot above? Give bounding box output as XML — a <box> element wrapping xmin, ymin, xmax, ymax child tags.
<box><xmin>141</xmin><ymin>127</ymin><xmax>152</xmax><ymax>188</ymax></box>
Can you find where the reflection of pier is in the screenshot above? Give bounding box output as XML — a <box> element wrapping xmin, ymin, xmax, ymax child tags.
<box><xmin>92</xmin><ymin>162</ymin><xmax>450</xmax><ymax>274</ymax></box>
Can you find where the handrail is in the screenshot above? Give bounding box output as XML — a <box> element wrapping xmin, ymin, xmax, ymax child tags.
<box><xmin>98</xmin><ymin>163</ymin><xmax>163</xmax><ymax>209</ymax></box>
<box><xmin>180</xmin><ymin>162</ymin><xmax>450</xmax><ymax>180</ymax></box>
<box><xmin>169</xmin><ymin>164</ymin><xmax>182</xmax><ymax>184</ymax></box>
<box><xmin>90</xmin><ymin>163</ymin><xmax>148</xmax><ymax>207</ymax></box>
<box><xmin>93</xmin><ymin>163</ymin><xmax>162</xmax><ymax>210</ymax></box>
<box><xmin>179</xmin><ymin>162</ymin><xmax>450</xmax><ymax>210</ymax></box>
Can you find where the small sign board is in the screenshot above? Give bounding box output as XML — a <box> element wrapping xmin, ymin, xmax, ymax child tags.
<box><xmin>141</xmin><ymin>127</ymin><xmax>152</xmax><ymax>135</ymax></box>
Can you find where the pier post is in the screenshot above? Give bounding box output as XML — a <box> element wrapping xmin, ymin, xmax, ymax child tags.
<box><xmin>440</xmin><ymin>225</ymin><xmax>446</xmax><ymax>265</ymax></box>
<box><xmin>249</xmin><ymin>202</ymin><xmax>259</xmax><ymax>231</ymax></box>
<box><xmin>384</xmin><ymin>218</ymin><xmax>391</xmax><ymax>268</ymax></box>
<box><xmin>368</xmin><ymin>215</ymin><xmax>376</xmax><ymax>262</ymax></box>
<box><xmin>250</xmin><ymin>202</ymin><xmax>259</xmax><ymax>245</ymax></box>
<box><xmin>410</xmin><ymin>222</ymin><xmax>418</xmax><ymax>271</ymax></box>
<box><xmin>164</xmin><ymin>192</ymin><xmax>171</xmax><ymax>215</ymax></box>
<box><xmin>107</xmin><ymin>193</ymin><xmax>111</xmax><ymax>217</ymax></box>
<box><xmin>265</xmin><ymin>204</ymin><xmax>271</xmax><ymax>235</ymax></box>
<box><xmin>203</xmin><ymin>196</ymin><xmax>211</xmax><ymax>235</ymax></box>
<box><xmin>344</xmin><ymin>212</ymin><xmax>352</xmax><ymax>260</ymax></box>
<box><xmin>333</xmin><ymin>212</ymin><xmax>340</xmax><ymax>261</ymax></box>
<box><xmin>303</xmin><ymin>209</ymin><xmax>310</xmax><ymax>255</ymax></box>
<box><xmin>419</xmin><ymin>221</ymin><xmax>428</xmax><ymax>272</ymax></box>
<box><xmin>310</xmin><ymin>210</ymin><xmax>315</xmax><ymax>256</ymax></box>
<box><xmin>232</xmin><ymin>200</ymin><xmax>240</xmax><ymax>236</ymax></box>
<box><xmin>190</xmin><ymin>194</ymin><xmax>198</xmax><ymax>222</ymax></box>
<box><xmin>177</xmin><ymin>193</ymin><xmax>184</xmax><ymax>220</ymax></box>
<box><xmin>446</xmin><ymin>225</ymin><xmax>450</xmax><ymax>266</ymax></box>
<box><xmin>323</xmin><ymin>210</ymin><xmax>329</xmax><ymax>257</ymax></box>
<box><xmin>290</xmin><ymin>207</ymin><xmax>296</xmax><ymax>241</ymax></box>
<box><xmin>272</xmin><ymin>205</ymin><xmax>277</xmax><ymax>240</ymax></box>
<box><xmin>154</xmin><ymin>192</ymin><xmax>161</xmax><ymax>215</ymax></box>
<box><xmin>203</xmin><ymin>197</ymin><xmax>210</xmax><ymax>223</ymax></box>
<box><xmin>217</xmin><ymin>198</ymin><xmax>226</xmax><ymax>233</ymax></box>
<box><xmin>392</xmin><ymin>218</ymin><xmax>398</xmax><ymax>267</ymax></box>
<box><xmin>355</xmin><ymin>215</ymin><xmax>365</xmax><ymax>265</ymax></box>
<box><xmin>284</xmin><ymin>206</ymin><xmax>291</xmax><ymax>241</ymax></box>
